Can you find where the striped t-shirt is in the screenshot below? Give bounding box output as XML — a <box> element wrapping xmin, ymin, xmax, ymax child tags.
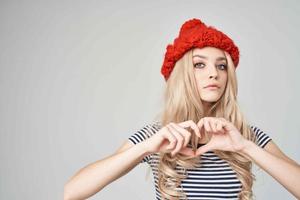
<box><xmin>128</xmin><ymin>121</ymin><xmax>272</xmax><ymax>200</ymax></box>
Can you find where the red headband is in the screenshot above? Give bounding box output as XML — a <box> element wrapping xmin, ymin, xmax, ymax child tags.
<box><xmin>161</xmin><ymin>18</ymin><xmax>240</xmax><ymax>81</ymax></box>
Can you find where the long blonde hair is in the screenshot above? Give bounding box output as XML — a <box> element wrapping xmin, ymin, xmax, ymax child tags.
<box><xmin>153</xmin><ymin>48</ymin><xmax>256</xmax><ymax>200</ymax></box>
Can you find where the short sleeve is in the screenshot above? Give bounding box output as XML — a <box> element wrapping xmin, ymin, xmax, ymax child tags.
<box><xmin>128</xmin><ymin>121</ymin><xmax>161</xmax><ymax>164</ymax></box>
<box><xmin>250</xmin><ymin>125</ymin><xmax>272</xmax><ymax>148</ymax></box>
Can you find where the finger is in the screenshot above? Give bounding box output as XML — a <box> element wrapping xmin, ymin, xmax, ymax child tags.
<box><xmin>195</xmin><ymin>143</ymin><xmax>213</xmax><ymax>155</ymax></box>
<box><xmin>179</xmin><ymin>147</ymin><xmax>196</xmax><ymax>157</ymax></box>
<box><xmin>163</xmin><ymin>127</ymin><xmax>177</xmax><ymax>150</ymax></box>
<box><xmin>197</xmin><ymin>118</ymin><xmax>205</xmax><ymax>136</ymax></box>
<box><xmin>218</xmin><ymin>118</ymin><xmax>231</xmax><ymax>132</ymax></box>
<box><xmin>178</xmin><ymin>120</ymin><xmax>201</xmax><ymax>138</ymax></box>
<box><xmin>167</xmin><ymin>124</ymin><xmax>184</xmax><ymax>156</ymax></box>
<box><xmin>223</xmin><ymin>123</ymin><xmax>232</xmax><ymax>132</ymax></box>
<box><xmin>209</xmin><ymin>120</ymin><xmax>218</xmax><ymax>133</ymax></box>
<box><xmin>216</xmin><ymin>121</ymin><xmax>223</xmax><ymax>131</ymax></box>
<box><xmin>216</xmin><ymin>121</ymin><xmax>225</xmax><ymax>134</ymax></box>
<box><xmin>170</xmin><ymin>123</ymin><xmax>191</xmax><ymax>148</ymax></box>
<box><xmin>204</xmin><ymin>118</ymin><xmax>212</xmax><ymax>132</ymax></box>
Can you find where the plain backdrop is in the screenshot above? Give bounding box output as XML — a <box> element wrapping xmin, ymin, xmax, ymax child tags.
<box><xmin>0</xmin><ymin>0</ymin><xmax>299</xmax><ymax>199</ymax></box>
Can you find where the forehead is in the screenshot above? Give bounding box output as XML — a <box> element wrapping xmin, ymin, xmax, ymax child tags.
<box><xmin>192</xmin><ymin>47</ymin><xmax>225</xmax><ymax>58</ymax></box>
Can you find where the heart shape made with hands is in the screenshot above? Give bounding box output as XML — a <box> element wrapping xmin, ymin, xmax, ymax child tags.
<box><xmin>169</xmin><ymin>118</ymin><xmax>228</xmax><ymax>157</ymax></box>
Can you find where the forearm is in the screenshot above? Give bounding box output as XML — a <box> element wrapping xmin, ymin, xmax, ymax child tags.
<box><xmin>241</xmin><ymin>141</ymin><xmax>300</xmax><ymax>199</ymax></box>
<box><xmin>64</xmin><ymin>142</ymin><xmax>149</xmax><ymax>200</ymax></box>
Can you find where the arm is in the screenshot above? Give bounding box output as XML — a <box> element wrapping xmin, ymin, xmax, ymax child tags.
<box><xmin>241</xmin><ymin>140</ymin><xmax>300</xmax><ymax>199</ymax></box>
<box><xmin>194</xmin><ymin>117</ymin><xmax>300</xmax><ymax>199</ymax></box>
<box><xmin>64</xmin><ymin>140</ymin><xmax>149</xmax><ymax>200</ymax></box>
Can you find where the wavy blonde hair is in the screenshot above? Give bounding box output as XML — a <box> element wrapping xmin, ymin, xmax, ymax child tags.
<box><xmin>153</xmin><ymin>48</ymin><xmax>257</xmax><ymax>200</ymax></box>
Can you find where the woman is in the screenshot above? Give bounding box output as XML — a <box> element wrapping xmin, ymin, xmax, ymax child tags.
<box><xmin>64</xmin><ymin>18</ymin><xmax>300</xmax><ymax>200</ymax></box>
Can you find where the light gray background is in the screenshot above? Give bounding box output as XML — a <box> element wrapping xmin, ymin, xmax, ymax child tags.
<box><xmin>0</xmin><ymin>0</ymin><xmax>299</xmax><ymax>199</ymax></box>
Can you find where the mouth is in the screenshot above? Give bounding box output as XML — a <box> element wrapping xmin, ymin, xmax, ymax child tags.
<box><xmin>204</xmin><ymin>84</ymin><xmax>220</xmax><ymax>89</ymax></box>
<box><xmin>205</xmin><ymin>86</ymin><xmax>219</xmax><ymax>90</ymax></box>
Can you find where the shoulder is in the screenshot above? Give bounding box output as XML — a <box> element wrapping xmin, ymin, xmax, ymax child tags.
<box><xmin>127</xmin><ymin>121</ymin><xmax>162</xmax><ymax>164</ymax></box>
<box><xmin>250</xmin><ymin>125</ymin><xmax>299</xmax><ymax>165</ymax></box>
<box><xmin>249</xmin><ymin>125</ymin><xmax>272</xmax><ymax>148</ymax></box>
<box><xmin>128</xmin><ymin>121</ymin><xmax>162</xmax><ymax>145</ymax></box>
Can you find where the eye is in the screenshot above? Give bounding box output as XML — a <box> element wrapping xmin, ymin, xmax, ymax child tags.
<box><xmin>193</xmin><ymin>62</ymin><xmax>205</xmax><ymax>68</ymax></box>
<box><xmin>194</xmin><ymin>62</ymin><xmax>227</xmax><ymax>70</ymax></box>
<box><xmin>218</xmin><ymin>64</ymin><xmax>227</xmax><ymax>70</ymax></box>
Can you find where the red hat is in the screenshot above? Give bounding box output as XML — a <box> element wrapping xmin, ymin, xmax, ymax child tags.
<box><xmin>161</xmin><ymin>18</ymin><xmax>240</xmax><ymax>81</ymax></box>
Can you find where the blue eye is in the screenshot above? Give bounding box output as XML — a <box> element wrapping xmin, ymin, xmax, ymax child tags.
<box><xmin>218</xmin><ymin>64</ymin><xmax>227</xmax><ymax>70</ymax></box>
<box><xmin>194</xmin><ymin>62</ymin><xmax>227</xmax><ymax>70</ymax></box>
<box><xmin>194</xmin><ymin>62</ymin><xmax>205</xmax><ymax>68</ymax></box>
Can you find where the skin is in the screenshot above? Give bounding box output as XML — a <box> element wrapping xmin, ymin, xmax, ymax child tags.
<box><xmin>192</xmin><ymin>46</ymin><xmax>228</xmax><ymax>144</ymax></box>
<box><xmin>64</xmin><ymin>47</ymin><xmax>300</xmax><ymax>200</ymax></box>
<box><xmin>192</xmin><ymin>46</ymin><xmax>228</xmax><ymax>113</ymax></box>
<box><xmin>164</xmin><ymin>118</ymin><xmax>300</xmax><ymax>198</ymax></box>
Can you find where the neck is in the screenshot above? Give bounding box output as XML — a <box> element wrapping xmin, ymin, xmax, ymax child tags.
<box><xmin>202</xmin><ymin>101</ymin><xmax>213</xmax><ymax>116</ymax></box>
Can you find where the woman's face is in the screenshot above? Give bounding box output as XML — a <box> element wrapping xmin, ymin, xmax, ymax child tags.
<box><xmin>192</xmin><ymin>47</ymin><xmax>228</xmax><ymax>105</ymax></box>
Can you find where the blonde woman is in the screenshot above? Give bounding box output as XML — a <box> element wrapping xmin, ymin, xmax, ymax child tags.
<box><xmin>64</xmin><ymin>18</ymin><xmax>300</xmax><ymax>200</ymax></box>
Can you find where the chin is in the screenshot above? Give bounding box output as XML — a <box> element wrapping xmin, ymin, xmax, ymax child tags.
<box><xmin>201</xmin><ymin>95</ymin><xmax>221</xmax><ymax>103</ymax></box>
<box><xmin>202</xmin><ymin>100</ymin><xmax>218</xmax><ymax>104</ymax></box>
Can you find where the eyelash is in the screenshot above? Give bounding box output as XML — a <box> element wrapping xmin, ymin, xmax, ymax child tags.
<box><xmin>193</xmin><ymin>62</ymin><xmax>227</xmax><ymax>70</ymax></box>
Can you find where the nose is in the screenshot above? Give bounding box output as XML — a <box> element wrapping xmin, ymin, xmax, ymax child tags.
<box><xmin>208</xmin><ymin>66</ymin><xmax>218</xmax><ymax>79</ymax></box>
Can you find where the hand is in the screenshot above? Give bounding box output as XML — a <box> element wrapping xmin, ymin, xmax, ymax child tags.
<box><xmin>143</xmin><ymin>120</ymin><xmax>201</xmax><ymax>157</ymax></box>
<box><xmin>195</xmin><ymin>117</ymin><xmax>249</xmax><ymax>155</ymax></box>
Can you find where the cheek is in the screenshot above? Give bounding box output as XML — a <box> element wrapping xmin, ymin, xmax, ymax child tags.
<box><xmin>219</xmin><ymin>72</ymin><xmax>228</xmax><ymax>84</ymax></box>
<box><xmin>195</xmin><ymin>76</ymin><xmax>206</xmax><ymax>92</ymax></box>
<box><xmin>195</xmin><ymin>73</ymin><xmax>206</xmax><ymax>85</ymax></box>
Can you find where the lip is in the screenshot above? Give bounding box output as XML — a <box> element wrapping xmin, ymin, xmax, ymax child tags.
<box><xmin>205</xmin><ymin>86</ymin><xmax>219</xmax><ymax>90</ymax></box>
<box><xmin>204</xmin><ymin>84</ymin><xmax>219</xmax><ymax>88</ymax></box>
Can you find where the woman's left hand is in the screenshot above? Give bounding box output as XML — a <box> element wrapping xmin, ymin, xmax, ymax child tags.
<box><xmin>195</xmin><ymin>117</ymin><xmax>249</xmax><ymax>155</ymax></box>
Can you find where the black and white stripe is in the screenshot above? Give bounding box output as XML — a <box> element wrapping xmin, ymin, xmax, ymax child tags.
<box><xmin>128</xmin><ymin>122</ymin><xmax>272</xmax><ymax>199</ymax></box>
<box><xmin>128</xmin><ymin>122</ymin><xmax>161</xmax><ymax>163</ymax></box>
<box><xmin>250</xmin><ymin>125</ymin><xmax>272</xmax><ymax>148</ymax></box>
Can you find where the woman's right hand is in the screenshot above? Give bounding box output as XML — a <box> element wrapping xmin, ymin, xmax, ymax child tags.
<box><xmin>141</xmin><ymin>120</ymin><xmax>201</xmax><ymax>157</ymax></box>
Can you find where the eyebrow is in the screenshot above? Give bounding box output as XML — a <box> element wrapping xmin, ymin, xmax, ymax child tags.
<box><xmin>192</xmin><ymin>55</ymin><xmax>227</xmax><ymax>61</ymax></box>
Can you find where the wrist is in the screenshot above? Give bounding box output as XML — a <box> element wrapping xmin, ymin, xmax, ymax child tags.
<box><xmin>240</xmin><ymin>140</ymin><xmax>256</xmax><ymax>156</ymax></box>
<box><xmin>137</xmin><ymin>141</ymin><xmax>152</xmax><ymax>156</ymax></box>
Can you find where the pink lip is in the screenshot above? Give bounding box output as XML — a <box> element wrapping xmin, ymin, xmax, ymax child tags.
<box><xmin>205</xmin><ymin>86</ymin><xmax>219</xmax><ymax>89</ymax></box>
<box><xmin>204</xmin><ymin>84</ymin><xmax>219</xmax><ymax>88</ymax></box>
